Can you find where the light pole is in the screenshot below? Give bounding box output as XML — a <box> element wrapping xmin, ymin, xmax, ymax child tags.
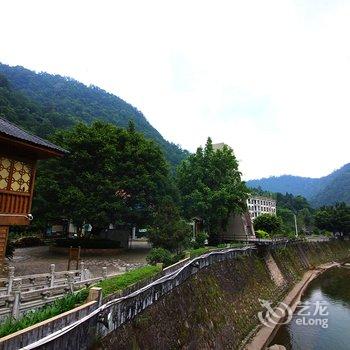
<box><xmin>293</xmin><ymin>213</ymin><xmax>298</xmax><ymax>238</ymax></box>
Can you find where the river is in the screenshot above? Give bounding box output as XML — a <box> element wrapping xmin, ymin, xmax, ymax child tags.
<box><xmin>271</xmin><ymin>266</ymin><xmax>350</xmax><ymax>350</ymax></box>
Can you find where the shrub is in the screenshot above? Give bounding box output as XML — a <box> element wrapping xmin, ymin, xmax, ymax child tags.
<box><xmin>217</xmin><ymin>243</ymin><xmax>228</xmax><ymax>248</ymax></box>
<box><xmin>313</xmin><ymin>228</ymin><xmax>320</xmax><ymax>235</ymax></box>
<box><xmin>54</xmin><ymin>238</ymin><xmax>121</xmax><ymax>249</ymax></box>
<box><xmin>146</xmin><ymin>247</ymin><xmax>172</xmax><ymax>266</ymax></box>
<box><xmin>254</xmin><ymin>214</ymin><xmax>283</xmax><ymax>235</ymax></box>
<box><xmin>255</xmin><ymin>229</ymin><xmax>270</xmax><ymax>239</ymax></box>
<box><xmin>323</xmin><ymin>231</ymin><xmax>333</xmax><ymax>237</ymax></box>
<box><xmin>192</xmin><ymin>231</ymin><xmax>208</xmax><ymax>249</ymax></box>
<box><xmin>12</xmin><ymin>236</ymin><xmax>44</xmax><ymax>248</ymax></box>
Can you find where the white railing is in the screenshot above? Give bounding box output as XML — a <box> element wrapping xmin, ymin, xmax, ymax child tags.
<box><xmin>0</xmin><ymin>263</ymin><xmax>117</xmax><ymax>320</ymax></box>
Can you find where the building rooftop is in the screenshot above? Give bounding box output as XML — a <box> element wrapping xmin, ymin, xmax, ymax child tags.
<box><xmin>212</xmin><ymin>142</ymin><xmax>233</xmax><ymax>151</ymax></box>
<box><xmin>0</xmin><ymin>117</ymin><xmax>68</xmax><ymax>155</ymax></box>
<box><xmin>248</xmin><ymin>195</ymin><xmax>276</xmax><ymax>201</ymax></box>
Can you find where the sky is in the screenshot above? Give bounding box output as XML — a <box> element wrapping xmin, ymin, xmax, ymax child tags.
<box><xmin>1</xmin><ymin>0</ymin><xmax>349</xmax><ymax>180</ymax></box>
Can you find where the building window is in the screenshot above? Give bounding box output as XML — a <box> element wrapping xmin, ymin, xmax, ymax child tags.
<box><xmin>0</xmin><ymin>157</ymin><xmax>32</xmax><ymax>193</ymax></box>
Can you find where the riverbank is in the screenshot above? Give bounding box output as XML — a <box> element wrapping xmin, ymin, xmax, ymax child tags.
<box><xmin>271</xmin><ymin>263</ymin><xmax>350</xmax><ymax>350</ymax></box>
<box><xmin>97</xmin><ymin>241</ymin><xmax>350</xmax><ymax>350</ymax></box>
<box><xmin>245</xmin><ymin>261</ymin><xmax>340</xmax><ymax>350</ymax></box>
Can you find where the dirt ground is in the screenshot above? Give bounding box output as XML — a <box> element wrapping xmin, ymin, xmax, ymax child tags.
<box><xmin>3</xmin><ymin>240</ymin><xmax>151</xmax><ymax>278</ymax></box>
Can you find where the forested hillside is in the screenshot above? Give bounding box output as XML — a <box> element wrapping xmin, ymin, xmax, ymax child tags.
<box><xmin>247</xmin><ymin>164</ymin><xmax>350</xmax><ymax>207</ymax></box>
<box><xmin>247</xmin><ymin>175</ymin><xmax>321</xmax><ymax>199</ymax></box>
<box><xmin>0</xmin><ymin>63</ymin><xmax>189</xmax><ymax>167</ymax></box>
<box><xmin>311</xmin><ymin>164</ymin><xmax>350</xmax><ymax>207</ymax></box>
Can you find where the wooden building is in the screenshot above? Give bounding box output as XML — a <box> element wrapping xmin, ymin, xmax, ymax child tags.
<box><xmin>0</xmin><ymin>117</ymin><xmax>67</xmax><ymax>262</ymax></box>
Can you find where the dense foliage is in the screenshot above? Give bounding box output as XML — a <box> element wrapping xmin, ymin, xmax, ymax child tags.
<box><xmin>255</xmin><ymin>229</ymin><xmax>270</xmax><ymax>239</ymax></box>
<box><xmin>311</xmin><ymin>165</ymin><xmax>350</xmax><ymax>207</ymax></box>
<box><xmin>253</xmin><ymin>213</ymin><xmax>283</xmax><ymax>235</ymax></box>
<box><xmin>146</xmin><ymin>247</ymin><xmax>173</xmax><ymax>266</ymax></box>
<box><xmin>33</xmin><ymin>121</ymin><xmax>174</xmax><ymax>233</ymax></box>
<box><xmin>176</xmin><ymin>138</ymin><xmax>249</xmax><ymax>243</ymax></box>
<box><xmin>147</xmin><ymin>197</ymin><xmax>192</xmax><ymax>253</ymax></box>
<box><xmin>0</xmin><ymin>64</ymin><xmax>189</xmax><ymax>167</ymax></box>
<box><xmin>250</xmin><ymin>188</ymin><xmax>314</xmax><ymax>234</ymax></box>
<box><xmin>315</xmin><ymin>203</ymin><xmax>350</xmax><ymax>235</ymax></box>
<box><xmin>247</xmin><ymin>163</ymin><xmax>350</xmax><ymax>207</ymax></box>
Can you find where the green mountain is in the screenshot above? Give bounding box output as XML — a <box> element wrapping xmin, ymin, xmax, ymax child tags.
<box><xmin>247</xmin><ymin>164</ymin><xmax>350</xmax><ymax>207</ymax></box>
<box><xmin>311</xmin><ymin>164</ymin><xmax>350</xmax><ymax>207</ymax></box>
<box><xmin>0</xmin><ymin>63</ymin><xmax>189</xmax><ymax>167</ymax></box>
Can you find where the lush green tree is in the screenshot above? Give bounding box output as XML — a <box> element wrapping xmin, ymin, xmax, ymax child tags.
<box><xmin>147</xmin><ymin>197</ymin><xmax>192</xmax><ymax>253</ymax></box>
<box><xmin>315</xmin><ymin>203</ymin><xmax>350</xmax><ymax>235</ymax></box>
<box><xmin>33</xmin><ymin>121</ymin><xmax>173</xmax><ymax>234</ymax></box>
<box><xmin>276</xmin><ymin>207</ymin><xmax>313</xmax><ymax>235</ymax></box>
<box><xmin>251</xmin><ymin>189</ymin><xmax>314</xmax><ymax>234</ymax></box>
<box><xmin>277</xmin><ymin>207</ymin><xmax>295</xmax><ymax>233</ymax></box>
<box><xmin>176</xmin><ymin>138</ymin><xmax>249</xmax><ymax>243</ymax></box>
<box><xmin>253</xmin><ymin>213</ymin><xmax>283</xmax><ymax>235</ymax></box>
<box><xmin>297</xmin><ymin>208</ymin><xmax>314</xmax><ymax>233</ymax></box>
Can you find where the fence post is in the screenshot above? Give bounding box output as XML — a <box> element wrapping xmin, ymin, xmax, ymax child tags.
<box><xmin>49</xmin><ymin>264</ymin><xmax>55</xmax><ymax>288</ymax></box>
<box><xmin>7</xmin><ymin>266</ymin><xmax>15</xmax><ymax>294</ymax></box>
<box><xmin>12</xmin><ymin>290</ymin><xmax>21</xmax><ymax>319</ymax></box>
<box><xmin>11</xmin><ymin>278</ymin><xmax>22</xmax><ymax>319</ymax></box>
<box><xmin>80</xmin><ymin>261</ymin><xmax>85</xmax><ymax>281</ymax></box>
<box><xmin>68</xmin><ymin>272</ymin><xmax>75</xmax><ymax>293</ymax></box>
<box><xmin>87</xmin><ymin>287</ymin><xmax>103</xmax><ymax>306</ymax></box>
<box><xmin>102</xmin><ymin>267</ymin><xmax>107</xmax><ymax>279</ymax></box>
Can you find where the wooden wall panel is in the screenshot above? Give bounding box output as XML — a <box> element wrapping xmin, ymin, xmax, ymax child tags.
<box><xmin>0</xmin><ymin>226</ymin><xmax>9</xmax><ymax>262</ymax></box>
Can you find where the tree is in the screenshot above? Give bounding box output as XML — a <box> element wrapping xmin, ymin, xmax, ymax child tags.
<box><xmin>315</xmin><ymin>203</ymin><xmax>350</xmax><ymax>235</ymax></box>
<box><xmin>176</xmin><ymin>138</ymin><xmax>249</xmax><ymax>243</ymax></box>
<box><xmin>253</xmin><ymin>214</ymin><xmax>283</xmax><ymax>235</ymax></box>
<box><xmin>33</xmin><ymin>121</ymin><xmax>174</xmax><ymax>233</ymax></box>
<box><xmin>277</xmin><ymin>207</ymin><xmax>295</xmax><ymax>233</ymax></box>
<box><xmin>147</xmin><ymin>197</ymin><xmax>192</xmax><ymax>253</ymax></box>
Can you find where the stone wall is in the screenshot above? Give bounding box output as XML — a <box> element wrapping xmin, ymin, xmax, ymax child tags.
<box><xmin>98</xmin><ymin>241</ymin><xmax>350</xmax><ymax>350</ymax></box>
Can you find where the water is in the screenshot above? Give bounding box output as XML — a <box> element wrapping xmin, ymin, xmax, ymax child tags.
<box><xmin>271</xmin><ymin>266</ymin><xmax>350</xmax><ymax>350</ymax></box>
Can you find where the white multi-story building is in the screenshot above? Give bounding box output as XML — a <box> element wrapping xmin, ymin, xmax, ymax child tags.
<box><xmin>247</xmin><ymin>196</ymin><xmax>276</xmax><ymax>220</ymax></box>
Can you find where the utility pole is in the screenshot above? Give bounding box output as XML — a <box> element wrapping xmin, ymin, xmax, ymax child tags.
<box><xmin>293</xmin><ymin>213</ymin><xmax>298</xmax><ymax>238</ymax></box>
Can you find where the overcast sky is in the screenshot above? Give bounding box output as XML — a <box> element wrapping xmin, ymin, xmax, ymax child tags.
<box><xmin>1</xmin><ymin>0</ymin><xmax>349</xmax><ymax>180</ymax></box>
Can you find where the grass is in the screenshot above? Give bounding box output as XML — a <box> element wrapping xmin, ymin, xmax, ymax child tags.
<box><xmin>189</xmin><ymin>247</ymin><xmax>211</xmax><ymax>258</ymax></box>
<box><xmin>0</xmin><ymin>289</ymin><xmax>89</xmax><ymax>338</ymax></box>
<box><xmin>96</xmin><ymin>265</ymin><xmax>162</xmax><ymax>297</ymax></box>
<box><xmin>0</xmin><ymin>265</ymin><xmax>161</xmax><ymax>338</ymax></box>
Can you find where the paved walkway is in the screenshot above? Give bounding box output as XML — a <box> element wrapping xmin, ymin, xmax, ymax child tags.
<box><xmin>4</xmin><ymin>240</ymin><xmax>151</xmax><ymax>277</ymax></box>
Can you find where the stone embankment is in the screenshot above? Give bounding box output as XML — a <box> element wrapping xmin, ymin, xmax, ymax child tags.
<box><xmin>98</xmin><ymin>241</ymin><xmax>350</xmax><ymax>350</ymax></box>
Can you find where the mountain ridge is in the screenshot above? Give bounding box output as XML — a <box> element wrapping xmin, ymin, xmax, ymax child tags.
<box><xmin>0</xmin><ymin>63</ymin><xmax>189</xmax><ymax>167</ymax></box>
<box><xmin>246</xmin><ymin>163</ymin><xmax>350</xmax><ymax>207</ymax></box>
